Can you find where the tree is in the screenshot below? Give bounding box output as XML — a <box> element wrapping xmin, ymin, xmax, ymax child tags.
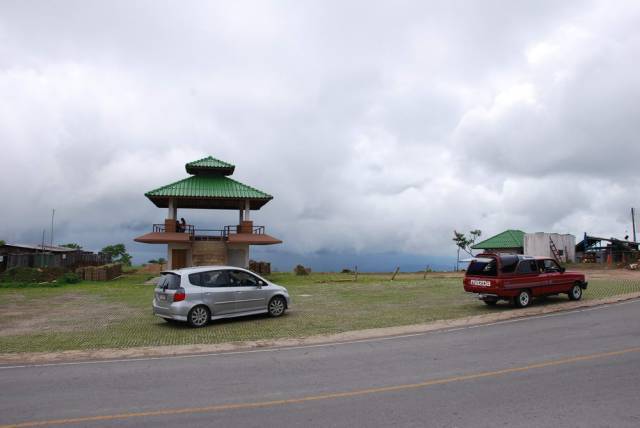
<box><xmin>0</xmin><ymin>240</ymin><xmax>5</xmax><ymax>246</ymax></box>
<box><xmin>101</xmin><ymin>243</ymin><xmax>132</xmax><ymax>266</ymax></box>
<box><xmin>453</xmin><ymin>229</ymin><xmax>482</xmax><ymax>270</ymax></box>
<box><xmin>61</xmin><ymin>243</ymin><xmax>82</xmax><ymax>250</ymax></box>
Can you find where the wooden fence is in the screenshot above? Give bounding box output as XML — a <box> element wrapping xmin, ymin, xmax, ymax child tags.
<box><xmin>2</xmin><ymin>252</ymin><xmax>112</xmax><ymax>271</ymax></box>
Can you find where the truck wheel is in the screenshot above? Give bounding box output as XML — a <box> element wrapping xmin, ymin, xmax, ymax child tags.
<box><xmin>514</xmin><ymin>290</ymin><xmax>532</xmax><ymax>308</ymax></box>
<box><xmin>568</xmin><ymin>284</ymin><xmax>583</xmax><ymax>301</ymax></box>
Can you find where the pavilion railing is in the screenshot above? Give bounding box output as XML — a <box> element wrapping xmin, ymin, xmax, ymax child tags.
<box><xmin>192</xmin><ymin>229</ymin><xmax>226</xmax><ymax>241</ymax></box>
<box><xmin>152</xmin><ymin>224</ymin><xmax>195</xmax><ymax>236</ymax></box>
<box><xmin>223</xmin><ymin>225</ymin><xmax>266</xmax><ymax>235</ymax></box>
<box><xmin>151</xmin><ymin>224</ymin><xmax>266</xmax><ymax>240</ymax></box>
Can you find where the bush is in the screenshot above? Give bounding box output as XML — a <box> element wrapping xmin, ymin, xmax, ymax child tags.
<box><xmin>0</xmin><ymin>266</ymin><xmax>74</xmax><ymax>287</ymax></box>
<box><xmin>294</xmin><ymin>264</ymin><xmax>311</xmax><ymax>276</ymax></box>
<box><xmin>60</xmin><ymin>272</ymin><xmax>80</xmax><ymax>284</ymax></box>
<box><xmin>0</xmin><ymin>267</ymin><xmax>45</xmax><ymax>284</ymax></box>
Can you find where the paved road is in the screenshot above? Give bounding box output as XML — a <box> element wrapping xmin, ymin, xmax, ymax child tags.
<box><xmin>1</xmin><ymin>300</ymin><xmax>640</xmax><ymax>428</ymax></box>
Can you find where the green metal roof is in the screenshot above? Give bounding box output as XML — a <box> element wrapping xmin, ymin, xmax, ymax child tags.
<box><xmin>185</xmin><ymin>156</ymin><xmax>235</xmax><ymax>175</ymax></box>
<box><xmin>471</xmin><ymin>230</ymin><xmax>525</xmax><ymax>250</ymax></box>
<box><xmin>187</xmin><ymin>156</ymin><xmax>234</xmax><ymax>169</ymax></box>
<box><xmin>145</xmin><ymin>155</ymin><xmax>274</xmax><ymax>210</ymax></box>
<box><xmin>146</xmin><ymin>175</ymin><xmax>271</xmax><ymax>199</ymax></box>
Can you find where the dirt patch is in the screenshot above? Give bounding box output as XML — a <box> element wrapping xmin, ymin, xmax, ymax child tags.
<box><xmin>0</xmin><ymin>292</ymin><xmax>130</xmax><ymax>336</ymax></box>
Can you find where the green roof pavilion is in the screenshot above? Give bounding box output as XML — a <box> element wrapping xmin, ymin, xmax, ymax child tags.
<box><xmin>134</xmin><ymin>156</ymin><xmax>282</xmax><ymax>269</ymax></box>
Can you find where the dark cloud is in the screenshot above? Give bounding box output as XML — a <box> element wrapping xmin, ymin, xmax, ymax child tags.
<box><xmin>0</xmin><ymin>1</ymin><xmax>638</xmax><ymax>267</ymax></box>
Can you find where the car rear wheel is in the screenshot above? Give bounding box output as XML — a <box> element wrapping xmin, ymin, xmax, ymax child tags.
<box><xmin>514</xmin><ymin>290</ymin><xmax>532</xmax><ymax>308</ymax></box>
<box><xmin>187</xmin><ymin>305</ymin><xmax>210</xmax><ymax>328</ymax></box>
<box><xmin>268</xmin><ymin>296</ymin><xmax>286</xmax><ymax>317</ymax></box>
<box><xmin>568</xmin><ymin>284</ymin><xmax>583</xmax><ymax>301</ymax></box>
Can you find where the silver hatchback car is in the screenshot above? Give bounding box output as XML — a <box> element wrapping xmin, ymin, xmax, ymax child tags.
<box><xmin>152</xmin><ymin>266</ymin><xmax>291</xmax><ymax>327</ymax></box>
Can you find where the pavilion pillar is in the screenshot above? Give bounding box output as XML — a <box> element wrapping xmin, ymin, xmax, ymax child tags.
<box><xmin>165</xmin><ymin>198</ymin><xmax>177</xmax><ymax>233</ymax></box>
<box><xmin>167</xmin><ymin>198</ymin><xmax>177</xmax><ymax>220</ymax></box>
<box><xmin>244</xmin><ymin>199</ymin><xmax>250</xmax><ymax>220</ymax></box>
<box><xmin>237</xmin><ymin>200</ymin><xmax>253</xmax><ymax>234</ymax></box>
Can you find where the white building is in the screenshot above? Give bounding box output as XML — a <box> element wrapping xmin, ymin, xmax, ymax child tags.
<box><xmin>524</xmin><ymin>232</ymin><xmax>576</xmax><ymax>262</ymax></box>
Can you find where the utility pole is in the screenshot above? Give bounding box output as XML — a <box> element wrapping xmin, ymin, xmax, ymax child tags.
<box><xmin>632</xmin><ymin>207</ymin><xmax>637</xmax><ymax>243</ymax></box>
<box><xmin>41</xmin><ymin>229</ymin><xmax>46</xmax><ymax>268</ymax></box>
<box><xmin>50</xmin><ymin>209</ymin><xmax>55</xmax><ymax>248</ymax></box>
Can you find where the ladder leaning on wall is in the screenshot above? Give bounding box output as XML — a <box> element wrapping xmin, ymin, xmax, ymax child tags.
<box><xmin>549</xmin><ymin>237</ymin><xmax>562</xmax><ymax>263</ymax></box>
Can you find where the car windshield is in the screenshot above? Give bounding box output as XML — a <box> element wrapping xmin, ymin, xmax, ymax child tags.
<box><xmin>466</xmin><ymin>259</ymin><xmax>497</xmax><ymax>276</ymax></box>
<box><xmin>157</xmin><ymin>273</ymin><xmax>181</xmax><ymax>290</ymax></box>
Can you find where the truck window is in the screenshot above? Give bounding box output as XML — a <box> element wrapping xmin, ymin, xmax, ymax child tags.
<box><xmin>500</xmin><ymin>255</ymin><xmax>519</xmax><ymax>273</ymax></box>
<box><xmin>516</xmin><ymin>260</ymin><xmax>538</xmax><ymax>274</ymax></box>
<box><xmin>467</xmin><ymin>259</ymin><xmax>497</xmax><ymax>276</ymax></box>
<box><xmin>543</xmin><ymin>259</ymin><xmax>561</xmax><ymax>272</ymax></box>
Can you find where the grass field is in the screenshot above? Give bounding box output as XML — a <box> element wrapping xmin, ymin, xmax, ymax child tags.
<box><xmin>0</xmin><ymin>270</ymin><xmax>638</xmax><ymax>354</ymax></box>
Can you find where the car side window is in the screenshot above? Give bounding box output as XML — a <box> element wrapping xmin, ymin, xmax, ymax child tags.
<box><xmin>188</xmin><ymin>273</ymin><xmax>201</xmax><ymax>286</ymax></box>
<box><xmin>516</xmin><ymin>260</ymin><xmax>538</xmax><ymax>274</ymax></box>
<box><xmin>229</xmin><ymin>270</ymin><xmax>262</xmax><ymax>287</ymax></box>
<box><xmin>543</xmin><ymin>260</ymin><xmax>561</xmax><ymax>272</ymax></box>
<box><xmin>199</xmin><ymin>270</ymin><xmax>230</xmax><ymax>287</ymax></box>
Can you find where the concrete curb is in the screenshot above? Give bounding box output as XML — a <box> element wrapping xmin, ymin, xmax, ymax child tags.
<box><xmin>2</xmin><ymin>292</ymin><xmax>639</xmax><ymax>365</ymax></box>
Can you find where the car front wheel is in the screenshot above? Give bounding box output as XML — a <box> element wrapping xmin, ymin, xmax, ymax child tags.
<box><xmin>268</xmin><ymin>296</ymin><xmax>286</xmax><ymax>317</ymax></box>
<box><xmin>568</xmin><ymin>284</ymin><xmax>583</xmax><ymax>301</ymax></box>
<box><xmin>188</xmin><ymin>305</ymin><xmax>210</xmax><ymax>328</ymax></box>
<box><xmin>514</xmin><ymin>290</ymin><xmax>532</xmax><ymax>308</ymax></box>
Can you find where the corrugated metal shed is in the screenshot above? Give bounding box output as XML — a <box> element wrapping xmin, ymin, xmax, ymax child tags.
<box><xmin>471</xmin><ymin>230</ymin><xmax>525</xmax><ymax>250</ymax></box>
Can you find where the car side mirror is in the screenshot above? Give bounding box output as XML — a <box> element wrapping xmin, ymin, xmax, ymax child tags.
<box><xmin>560</xmin><ymin>267</ymin><xmax>566</xmax><ymax>273</ymax></box>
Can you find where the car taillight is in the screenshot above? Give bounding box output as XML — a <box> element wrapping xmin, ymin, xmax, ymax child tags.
<box><xmin>173</xmin><ymin>289</ymin><xmax>186</xmax><ymax>302</ymax></box>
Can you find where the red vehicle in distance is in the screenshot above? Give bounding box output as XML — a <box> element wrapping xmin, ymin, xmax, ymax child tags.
<box><xmin>463</xmin><ymin>253</ymin><xmax>588</xmax><ymax>308</ymax></box>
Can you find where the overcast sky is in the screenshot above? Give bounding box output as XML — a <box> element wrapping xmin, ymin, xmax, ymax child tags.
<box><xmin>1</xmin><ymin>1</ymin><xmax>639</xmax><ymax>269</ymax></box>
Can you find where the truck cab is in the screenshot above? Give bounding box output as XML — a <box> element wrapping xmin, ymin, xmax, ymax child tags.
<box><xmin>463</xmin><ymin>253</ymin><xmax>588</xmax><ymax>308</ymax></box>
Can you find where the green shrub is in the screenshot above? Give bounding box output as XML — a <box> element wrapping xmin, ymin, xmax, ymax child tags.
<box><xmin>0</xmin><ymin>267</ymin><xmax>44</xmax><ymax>284</ymax></box>
<box><xmin>60</xmin><ymin>272</ymin><xmax>80</xmax><ymax>284</ymax></box>
<box><xmin>0</xmin><ymin>266</ymin><xmax>74</xmax><ymax>287</ymax></box>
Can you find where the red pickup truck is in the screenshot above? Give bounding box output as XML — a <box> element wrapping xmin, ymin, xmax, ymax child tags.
<box><xmin>463</xmin><ymin>253</ymin><xmax>588</xmax><ymax>308</ymax></box>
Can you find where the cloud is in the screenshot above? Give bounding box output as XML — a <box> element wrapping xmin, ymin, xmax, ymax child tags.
<box><xmin>0</xmin><ymin>0</ymin><xmax>639</xmax><ymax>267</ymax></box>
